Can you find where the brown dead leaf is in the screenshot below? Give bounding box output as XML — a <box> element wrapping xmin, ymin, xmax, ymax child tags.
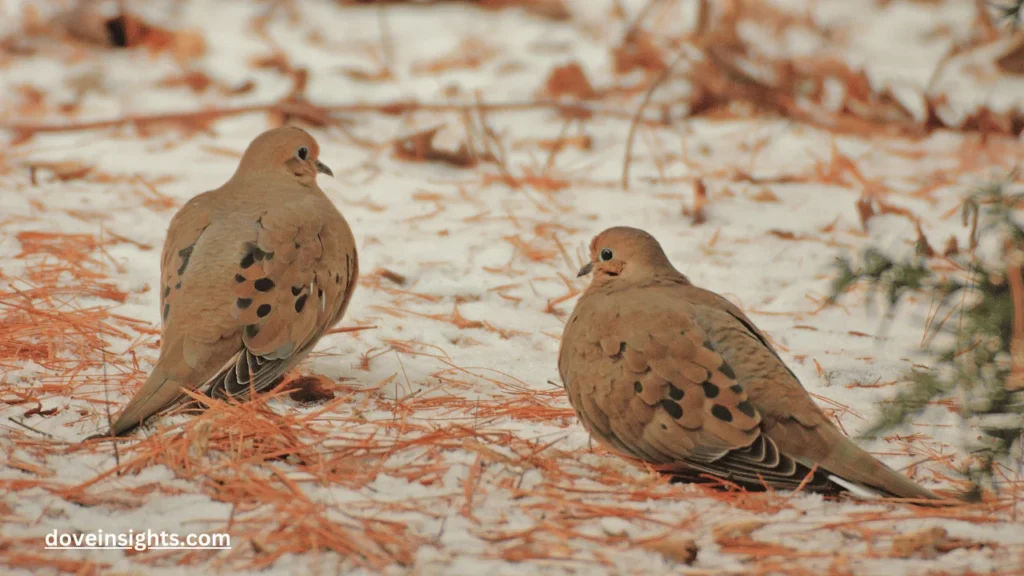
<box><xmin>536</xmin><ymin>135</ymin><xmax>592</xmax><ymax>151</ymax></box>
<box><xmin>543</xmin><ymin>61</ymin><xmax>596</xmax><ymax>99</ymax></box>
<box><xmin>997</xmin><ymin>34</ymin><xmax>1024</xmax><ymax>75</ymax></box>
<box><xmin>891</xmin><ymin>527</ymin><xmax>994</xmax><ymax>559</ymax></box>
<box><xmin>392</xmin><ymin>126</ymin><xmax>483</xmax><ymax>168</ymax></box>
<box><xmin>613</xmin><ymin>33</ymin><xmax>667</xmax><ymax>75</ymax></box>
<box><xmin>856</xmin><ymin>196</ymin><xmax>875</xmax><ymax>231</ymax></box>
<box><xmin>750</xmin><ymin>189</ymin><xmax>781</xmax><ymax>203</ymax></box>
<box><xmin>65</xmin><ymin>6</ymin><xmax>206</xmax><ymax>63</ymax></box>
<box><xmin>943</xmin><ymin>235</ymin><xmax>960</xmax><ymax>257</ymax></box>
<box><xmin>226</xmin><ymin>80</ymin><xmax>256</xmax><ymax>96</ymax></box>
<box><xmin>23</xmin><ymin>404</ymin><xmax>59</xmax><ymax>418</ymax></box>
<box><xmin>339</xmin><ymin>66</ymin><xmax>394</xmax><ymax>83</ymax></box>
<box><xmin>641</xmin><ymin>535</ymin><xmax>698</xmax><ymax>564</ymax></box>
<box><xmin>685</xmin><ymin>179</ymin><xmax>708</xmax><ymax>225</ymax></box>
<box><xmin>915</xmin><ymin>222</ymin><xmax>935</xmax><ymax>257</ymax></box>
<box><xmin>287</xmin><ymin>376</ymin><xmax>336</xmax><ymax>404</ymax></box>
<box><xmin>712</xmin><ymin>519</ymin><xmax>766</xmax><ymax>546</ymax></box>
<box><xmin>25</xmin><ymin>161</ymin><xmax>94</xmax><ymax>184</ymax></box>
<box><xmin>767</xmin><ymin>229</ymin><xmax>797</xmax><ymax>240</ymax></box>
<box><xmin>157</xmin><ymin>71</ymin><xmax>213</xmax><ymax>93</ymax></box>
<box><xmin>252</xmin><ymin>53</ymin><xmax>292</xmax><ymax>74</ymax></box>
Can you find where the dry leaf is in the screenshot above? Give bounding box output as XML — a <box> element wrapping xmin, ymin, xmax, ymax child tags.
<box><xmin>23</xmin><ymin>404</ymin><xmax>59</xmax><ymax>418</ymax></box>
<box><xmin>287</xmin><ymin>376</ymin><xmax>336</xmax><ymax>404</ymax></box>
<box><xmin>536</xmin><ymin>135</ymin><xmax>592</xmax><ymax>151</ymax></box>
<box><xmin>642</xmin><ymin>536</ymin><xmax>698</xmax><ymax>564</ymax></box>
<box><xmin>997</xmin><ymin>34</ymin><xmax>1024</xmax><ymax>75</ymax></box>
<box><xmin>65</xmin><ymin>5</ymin><xmax>207</xmax><ymax>63</ymax></box>
<box><xmin>915</xmin><ymin>222</ymin><xmax>935</xmax><ymax>257</ymax></box>
<box><xmin>943</xmin><ymin>235</ymin><xmax>960</xmax><ymax>257</ymax></box>
<box><xmin>712</xmin><ymin>519</ymin><xmax>766</xmax><ymax>546</ymax></box>
<box><xmin>25</xmin><ymin>161</ymin><xmax>94</xmax><ymax>183</ymax></box>
<box><xmin>339</xmin><ymin>66</ymin><xmax>394</xmax><ymax>83</ymax></box>
<box><xmin>157</xmin><ymin>71</ymin><xmax>213</xmax><ymax>93</ymax></box>
<box><xmin>685</xmin><ymin>179</ymin><xmax>708</xmax><ymax>225</ymax></box>
<box><xmin>891</xmin><ymin>527</ymin><xmax>994</xmax><ymax>559</ymax></box>
<box><xmin>392</xmin><ymin>126</ymin><xmax>483</xmax><ymax>168</ymax></box>
<box><xmin>613</xmin><ymin>33</ymin><xmax>667</xmax><ymax>75</ymax></box>
<box><xmin>750</xmin><ymin>189</ymin><xmax>781</xmax><ymax>203</ymax></box>
<box><xmin>856</xmin><ymin>196</ymin><xmax>876</xmax><ymax>231</ymax></box>
<box><xmin>543</xmin><ymin>61</ymin><xmax>596</xmax><ymax>99</ymax></box>
<box><xmin>768</xmin><ymin>229</ymin><xmax>798</xmax><ymax>240</ymax></box>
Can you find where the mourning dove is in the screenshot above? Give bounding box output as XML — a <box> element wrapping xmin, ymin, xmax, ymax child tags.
<box><xmin>104</xmin><ymin>126</ymin><xmax>358</xmax><ymax>437</ymax></box>
<box><xmin>559</xmin><ymin>226</ymin><xmax>938</xmax><ymax>500</ymax></box>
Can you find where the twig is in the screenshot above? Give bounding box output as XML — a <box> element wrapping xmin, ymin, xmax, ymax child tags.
<box><xmin>621</xmin><ymin>0</ymin><xmax>665</xmax><ymax>43</ymax></box>
<box><xmin>2</xmin><ymin>100</ymin><xmax>658</xmax><ymax>139</ymax></box>
<box><xmin>99</xmin><ymin>320</ymin><xmax>121</xmax><ymax>471</ymax></box>
<box><xmin>7</xmin><ymin>417</ymin><xmax>56</xmax><ymax>439</ymax></box>
<box><xmin>621</xmin><ymin>48</ymin><xmax>688</xmax><ymax>190</ymax></box>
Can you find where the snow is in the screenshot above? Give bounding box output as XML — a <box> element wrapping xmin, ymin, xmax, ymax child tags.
<box><xmin>1</xmin><ymin>0</ymin><xmax>1023</xmax><ymax>574</ymax></box>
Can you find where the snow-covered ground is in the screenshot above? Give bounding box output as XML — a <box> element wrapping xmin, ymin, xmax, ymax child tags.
<box><xmin>2</xmin><ymin>0</ymin><xmax>1023</xmax><ymax>574</ymax></box>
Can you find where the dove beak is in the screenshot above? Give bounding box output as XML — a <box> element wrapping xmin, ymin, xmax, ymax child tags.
<box><xmin>315</xmin><ymin>160</ymin><xmax>334</xmax><ymax>177</ymax></box>
<box><xmin>576</xmin><ymin>262</ymin><xmax>594</xmax><ymax>277</ymax></box>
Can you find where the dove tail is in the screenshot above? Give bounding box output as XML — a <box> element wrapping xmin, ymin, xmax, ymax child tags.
<box><xmin>108</xmin><ymin>369</ymin><xmax>186</xmax><ymax>437</ymax></box>
<box><xmin>818</xmin><ymin>432</ymin><xmax>940</xmax><ymax>502</ymax></box>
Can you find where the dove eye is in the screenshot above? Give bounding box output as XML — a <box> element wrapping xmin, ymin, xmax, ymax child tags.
<box><xmin>600</xmin><ymin>248</ymin><xmax>613</xmax><ymax>261</ymax></box>
<box><xmin>296</xmin><ymin>146</ymin><xmax>309</xmax><ymax>161</ymax></box>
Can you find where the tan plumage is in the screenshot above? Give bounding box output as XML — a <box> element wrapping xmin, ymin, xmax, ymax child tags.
<box><xmin>559</xmin><ymin>226</ymin><xmax>938</xmax><ymax>500</ymax></box>
<box><xmin>105</xmin><ymin>126</ymin><xmax>358</xmax><ymax>437</ymax></box>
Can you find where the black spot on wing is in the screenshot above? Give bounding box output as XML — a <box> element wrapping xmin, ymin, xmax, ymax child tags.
<box><xmin>668</xmin><ymin>383</ymin><xmax>684</xmax><ymax>400</ymax></box>
<box><xmin>254</xmin><ymin>278</ymin><xmax>275</xmax><ymax>292</ymax></box>
<box><xmin>711</xmin><ymin>404</ymin><xmax>733</xmax><ymax>422</ymax></box>
<box><xmin>633</xmin><ymin>381</ymin><xmax>643</xmax><ymax>393</ymax></box>
<box><xmin>702</xmin><ymin>381</ymin><xmax>720</xmax><ymax>398</ymax></box>
<box><xmin>729</xmin><ymin>384</ymin><xmax>744</xmax><ymax>394</ymax></box>
<box><xmin>291</xmin><ymin>285</ymin><xmax>303</xmax><ymax>296</ymax></box>
<box><xmin>295</xmin><ymin>294</ymin><xmax>308</xmax><ymax>313</ymax></box>
<box><xmin>245</xmin><ymin>324</ymin><xmax>260</xmax><ymax>339</ymax></box>
<box><xmin>736</xmin><ymin>401</ymin><xmax>756</xmax><ymax>418</ymax></box>
<box><xmin>719</xmin><ymin>363</ymin><xmax>736</xmax><ymax>379</ymax></box>
<box><xmin>177</xmin><ymin>246</ymin><xmax>193</xmax><ymax>276</ymax></box>
<box><xmin>661</xmin><ymin>399</ymin><xmax>683</xmax><ymax>419</ymax></box>
<box><xmin>257</xmin><ymin>304</ymin><xmax>272</xmax><ymax>318</ymax></box>
<box><xmin>163</xmin><ymin>303</ymin><xmax>169</xmax><ymax>320</ymax></box>
<box><xmin>236</xmin><ymin>298</ymin><xmax>252</xmax><ymax>310</ymax></box>
<box><xmin>235</xmin><ymin>274</ymin><xmax>246</xmax><ymax>283</ymax></box>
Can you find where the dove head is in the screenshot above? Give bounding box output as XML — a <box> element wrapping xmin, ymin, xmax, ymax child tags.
<box><xmin>235</xmin><ymin>126</ymin><xmax>333</xmax><ymax>186</ymax></box>
<box><xmin>577</xmin><ymin>227</ymin><xmax>684</xmax><ymax>287</ymax></box>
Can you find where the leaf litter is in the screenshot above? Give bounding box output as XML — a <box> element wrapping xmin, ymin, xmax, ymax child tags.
<box><xmin>1</xmin><ymin>0</ymin><xmax>1024</xmax><ymax>575</ymax></box>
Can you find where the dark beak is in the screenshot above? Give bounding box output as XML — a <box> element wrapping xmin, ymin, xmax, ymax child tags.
<box><xmin>576</xmin><ymin>261</ymin><xmax>594</xmax><ymax>277</ymax></box>
<box><xmin>315</xmin><ymin>160</ymin><xmax>333</xmax><ymax>177</ymax></box>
